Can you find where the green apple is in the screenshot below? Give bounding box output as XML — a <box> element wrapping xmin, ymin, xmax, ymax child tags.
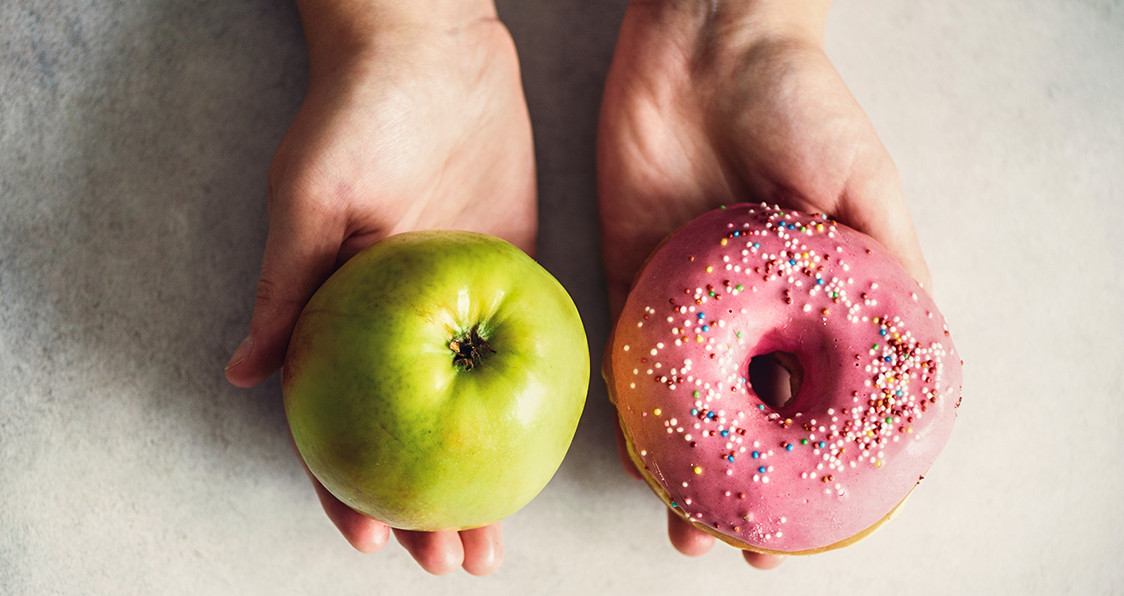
<box><xmin>282</xmin><ymin>230</ymin><xmax>589</xmax><ymax>531</ymax></box>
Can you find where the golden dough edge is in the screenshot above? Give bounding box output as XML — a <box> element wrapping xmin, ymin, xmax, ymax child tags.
<box><xmin>605</xmin><ymin>347</ymin><xmax>914</xmax><ymax>557</ymax></box>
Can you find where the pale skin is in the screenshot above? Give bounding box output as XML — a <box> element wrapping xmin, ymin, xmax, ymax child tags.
<box><xmin>599</xmin><ymin>0</ymin><xmax>930</xmax><ymax>569</ymax></box>
<box><xmin>224</xmin><ymin>0</ymin><xmax>532</xmax><ymax>576</ymax></box>
<box><xmin>225</xmin><ymin>0</ymin><xmax>929</xmax><ymax>575</ymax></box>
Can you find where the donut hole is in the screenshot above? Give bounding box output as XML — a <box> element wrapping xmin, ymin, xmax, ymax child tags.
<box><xmin>748</xmin><ymin>351</ymin><xmax>804</xmax><ymax>410</ymax></box>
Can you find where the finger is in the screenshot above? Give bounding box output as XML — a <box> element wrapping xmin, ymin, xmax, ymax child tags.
<box><xmin>835</xmin><ymin>155</ymin><xmax>933</xmax><ymax>293</ymax></box>
<box><xmin>288</xmin><ymin>429</ymin><xmax>391</xmax><ymax>553</ymax></box>
<box><xmin>309</xmin><ymin>475</ymin><xmax>391</xmax><ymax>554</ymax></box>
<box><xmin>393</xmin><ymin>529</ymin><xmax>465</xmax><ymax>576</ymax></box>
<box><xmin>458</xmin><ymin>523</ymin><xmax>504</xmax><ymax>576</ymax></box>
<box><xmin>224</xmin><ymin>185</ymin><xmax>345</xmax><ymax>388</ymax></box>
<box><xmin>613</xmin><ymin>410</ymin><xmax>645</xmax><ymax>481</ymax></box>
<box><xmin>817</xmin><ymin>69</ymin><xmax>933</xmax><ymax>292</ymax></box>
<box><xmin>742</xmin><ymin>550</ymin><xmax>787</xmax><ymax>570</ymax></box>
<box><xmin>667</xmin><ymin>508</ymin><xmax>715</xmax><ymax>556</ymax></box>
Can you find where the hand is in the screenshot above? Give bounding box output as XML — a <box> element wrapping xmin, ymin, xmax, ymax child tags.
<box><xmin>597</xmin><ymin>0</ymin><xmax>928</xmax><ymax>569</ymax></box>
<box><xmin>224</xmin><ymin>0</ymin><xmax>535</xmax><ymax>575</ymax></box>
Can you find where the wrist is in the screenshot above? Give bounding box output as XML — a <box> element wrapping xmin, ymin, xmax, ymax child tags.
<box><xmin>629</xmin><ymin>0</ymin><xmax>830</xmax><ymax>49</ymax></box>
<box><xmin>295</xmin><ymin>0</ymin><xmax>499</xmax><ymax>76</ymax></box>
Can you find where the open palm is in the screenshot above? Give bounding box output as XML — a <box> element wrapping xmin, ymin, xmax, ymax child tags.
<box><xmin>597</xmin><ymin>2</ymin><xmax>929</xmax><ymax>568</ymax></box>
<box><xmin>226</xmin><ymin>18</ymin><xmax>535</xmax><ymax>576</ymax></box>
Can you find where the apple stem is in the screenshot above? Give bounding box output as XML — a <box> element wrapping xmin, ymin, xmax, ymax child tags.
<box><xmin>449</xmin><ymin>325</ymin><xmax>495</xmax><ymax>371</ymax></box>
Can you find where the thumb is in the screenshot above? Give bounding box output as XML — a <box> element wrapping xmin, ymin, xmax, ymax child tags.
<box><xmin>835</xmin><ymin>154</ymin><xmax>934</xmax><ymax>294</ymax></box>
<box><xmin>225</xmin><ymin>194</ymin><xmax>344</xmax><ymax>388</ymax></box>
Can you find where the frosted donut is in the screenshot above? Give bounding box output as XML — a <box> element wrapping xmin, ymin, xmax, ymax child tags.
<box><xmin>604</xmin><ymin>203</ymin><xmax>962</xmax><ymax>555</ymax></box>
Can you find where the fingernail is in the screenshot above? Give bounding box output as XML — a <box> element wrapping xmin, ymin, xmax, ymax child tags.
<box><xmin>226</xmin><ymin>334</ymin><xmax>254</xmax><ymax>371</ymax></box>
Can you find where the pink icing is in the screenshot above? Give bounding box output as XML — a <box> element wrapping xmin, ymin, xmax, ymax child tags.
<box><xmin>608</xmin><ymin>203</ymin><xmax>962</xmax><ymax>553</ymax></box>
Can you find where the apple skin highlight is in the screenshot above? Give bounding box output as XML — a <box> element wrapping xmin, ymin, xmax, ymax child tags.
<box><xmin>284</xmin><ymin>230</ymin><xmax>589</xmax><ymax>532</ymax></box>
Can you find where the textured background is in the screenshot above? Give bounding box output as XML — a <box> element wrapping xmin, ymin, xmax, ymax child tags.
<box><xmin>2</xmin><ymin>1</ymin><xmax>1122</xmax><ymax>594</ymax></box>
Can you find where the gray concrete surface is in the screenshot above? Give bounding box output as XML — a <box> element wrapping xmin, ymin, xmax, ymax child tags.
<box><xmin>2</xmin><ymin>0</ymin><xmax>1122</xmax><ymax>594</ymax></box>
